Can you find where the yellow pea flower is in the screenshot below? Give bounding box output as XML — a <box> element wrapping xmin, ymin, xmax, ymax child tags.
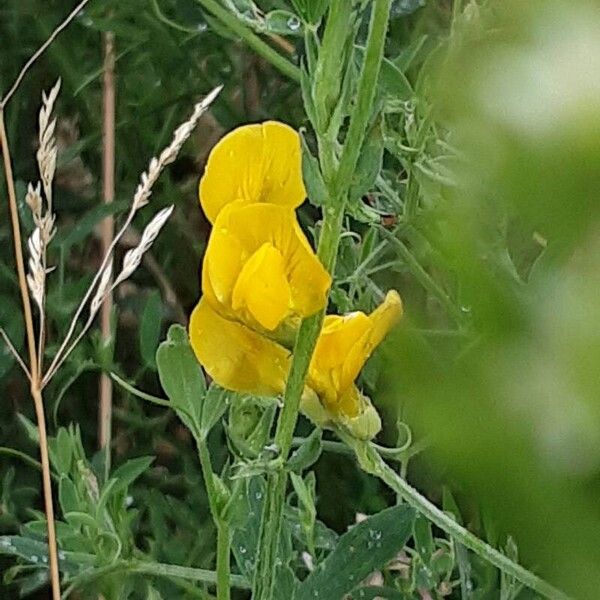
<box><xmin>199</xmin><ymin>121</ymin><xmax>306</xmax><ymax>224</ymax></box>
<box><xmin>305</xmin><ymin>290</ymin><xmax>403</xmax><ymax>439</ymax></box>
<box><xmin>188</xmin><ymin>290</ymin><xmax>403</xmax><ymax>440</ymax></box>
<box><xmin>189</xmin><ymin>297</ymin><xmax>291</xmax><ymax>397</ymax></box>
<box><xmin>202</xmin><ymin>201</ymin><xmax>331</xmax><ymax>335</ymax></box>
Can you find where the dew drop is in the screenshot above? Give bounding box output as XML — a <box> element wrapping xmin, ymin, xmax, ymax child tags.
<box><xmin>287</xmin><ymin>16</ymin><xmax>301</xmax><ymax>32</ymax></box>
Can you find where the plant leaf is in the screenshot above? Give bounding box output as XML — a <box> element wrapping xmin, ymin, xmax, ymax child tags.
<box><xmin>139</xmin><ymin>291</ymin><xmax>163</xmax><ymax>369</ymax></box>
<box><xmin>296</xmin><ymin>504</ymin><xmax>415</xmax><ymax>600</ymax></box>
<box><xmin>156</xmin><ymin>324</ymin><xmax>206</xmax><ymax>436</ymax></box>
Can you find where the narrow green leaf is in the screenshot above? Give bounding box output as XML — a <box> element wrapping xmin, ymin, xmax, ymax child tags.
<box><xmin>0</xmin><ymin>535</ymin><xmax>95</xmax><ymax>573</ymax></box>
<box><xmin>110</xmin><ymin>456</ymin><xmax>155</xmax><ymax>494</ymax></box>
<box><xmin>53</xmin><ymin>428</ymin><xmax>74</xmax><ymax>475</ymax></box>
<box><xmin>301</xmin><ymin>135</ymin><xmax>329</xmax><ymax>208</ymax></box>
<box><xmin>200</xmin><ymin>384</ymin><xmax>229</xmax><ymax>439</ymax></box>
<box><xmin>288</xmin><ymin>428</ymin><xmax>323</xmax><ymax>472</ymax></box>
<box><xmin>59</xmin><ymin>476</ymin><xmax>82</xmax><ymax>514</ymax></box>
<box><xmin>414</xmin><ymin>514</ymin><xmax>434</xmax><ymax>562</ymax></box>
<box><xmin>64</xmin><ymin>511</ymin><xmax>98</xmax><ymax>531</ymax></box>
<box><xmin>58</xmin><ymin>202</ymin><xmax>127</xmax><ymax>251</ymax></box>
<box><xmin>296</xmin><ymin>504</ymin><xmax>416</xmax><ymax>600</ymax></box>
<box><xmin>140</xmin><ymin>291</ymin><xmax>163</xmax><ymax>369</ymax></box>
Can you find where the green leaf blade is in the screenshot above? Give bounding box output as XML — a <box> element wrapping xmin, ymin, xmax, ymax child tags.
<box><xmin>296</xmin><ymin>504</ymin><xmax>415</xmax><ymax>600</ymax></box>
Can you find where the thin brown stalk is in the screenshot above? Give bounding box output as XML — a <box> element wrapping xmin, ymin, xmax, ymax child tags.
<box><xmin>269</xmin><ymin>33</ymin><xmax>295</xmax><ymax>55</ymax></box>
<box><xmin>99</xmin><ymin>31</ymin><xmax>116</xmax><ymax>461</ymax></box>
<box><xmin>32</xmin><ymin>387</ymin><xmax>60</xmax><ymax>600</ymax></box>
<box><xmin>0</xmin><ymin>113</ymin><xmax>38</xmax><ymax>374</ymax></box>
<box><xmin>1</xmin><ymin>111</ymin><xmax>61</xmax><ymax>599</ymax></box>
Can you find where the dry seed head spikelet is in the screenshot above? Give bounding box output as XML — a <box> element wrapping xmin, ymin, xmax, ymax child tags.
<box><xmin>37</xmin><ymin>79</ymin><xmax>61</xmax><ymax>205</ymax></box>
<box><xmin>26</xmin><ymin>228</ymin><xmax>44</xmax><ymax>310</ymax></box>
<box><xmin>41</xmin><ymin>85</ymin><xmax>222</xmax><ymax>387</ymax></box>
<box><xmin>132</xmin><ymin>86</ymin><xmax>222</xmax><ymax>210</ymax></box>
<box><xmin>115</xmin><ymin>205</ymin><xmax>174</xmax><ymax>286</ymax></box>
<box><xmin>90</xmin><ymin>259</ymin><xmax>114</xmax><ymax>316</ymax></box>
<box><xmin>25</xmin><ymin>182</ymin><xmax>43</xmax><ymax>222</ymax></box>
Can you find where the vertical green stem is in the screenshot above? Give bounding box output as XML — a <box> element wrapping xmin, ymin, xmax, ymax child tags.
<box><xmin>197</xmin><ymin>441</ymin><xmax>230</xmax><ymax>600</ymax></box>
<box><xmin>253</xmin><ymin>2</ymin><xmax>392</xmax><ymax>599</ymax></box>
<box><xmin>216</xmin><ymin>522</ymin><xmax>231</xmax><ymax>600</ymax></box>
<box><xmin>252</xmin><ymin>207</ymin><xmax>343</xmax><ymax>600</ymax></box>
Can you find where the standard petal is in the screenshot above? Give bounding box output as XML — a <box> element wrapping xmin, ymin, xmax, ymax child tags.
<box><xmin>199</xmin><ymin>121</ymin><xmax>306</xmax><ymax>223</ymax></box>
<box><xmin>189</xmin><ymin>297</ymin><xmax>291</xmax><ymax>397</ymax></box>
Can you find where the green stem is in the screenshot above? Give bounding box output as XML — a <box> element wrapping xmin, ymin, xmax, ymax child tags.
<box><xmin>197</xmin><ymin>440</ymin><xmax>231</xmax><ymax>600</ymax></box>
<box><xmin>131</xmin><ymin>558</ymin><xmax>247</xmax><ymax>588</ymax></box>
<box><xmin>334</xmin><ymin>0</ymin><xmax>393</xmax><ymax>200</ymax></box>
<box><xmin>252</xmin><ymin>207</ymin><xmax>343</xmax><ymax>600</ymax></box>
<box><xmin>253</xmin><ymin>3</ymin><xmax>393</xmax><ymax>598</ymax></box>
<box><xmin>312</xmin><ymin>0</ymin><xmax>352</xmax><ymax>134</ymax></box>
<box><xmin>195</xmin><ymin>0</ymin><xmax>300</xmax><ymax>82</ymax></box>
<box><xmin>345</xmin><ymin>436</ymin><xmax>570</xmax><ymax>600</ymax></box>
<box><xmin>61</xmin><ymin>559</ymin><xmax>250</xmax><ymax>598</ymax></box>
<box><xmin>216</xmin><ymin>522</ymin><xmax>231</xmax><ymax>600</ymax></box>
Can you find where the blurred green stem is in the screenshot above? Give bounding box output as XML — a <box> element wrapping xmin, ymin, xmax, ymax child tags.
<box><xmin>195</xmin><ymin>0</ymin><xmax>300</xmax><ymax>82</ymax></box>
<box><xmin>252</xmin><ymin>2</ymin><xmax>392</xmax><ymax>599</ymax></box>
<box><xmin>342</xmin><ymin>434</ymin><xmax>570</xmax><ymax>600</ymax></box>
<box><xmin>61</xmin><ymin>559</ymin><xmax>250</xmax><ymax>598</ymax></box>
<box><xmin>197</xmin><ymin>440</ymin><xmax>231</xmax><ymax>600</ymax></box>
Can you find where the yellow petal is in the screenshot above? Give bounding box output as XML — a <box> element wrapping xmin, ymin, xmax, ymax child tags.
<box><xmin>308</xmin><ymin>290</ymin><xmax>403</xmax><ymax>416</ymax></box>
<box><xmin>189</xmin><ymin>298</ymin><xmax>291</xmax><ymax>397</ymax></box>
<box><xmin>199</xmin><ymin>121</ymin><xmax>306</xmax><ymax>223</ymax></box>
<box><xmin>231</xmin><ymin>243</ymin><xmax>292</xmax><ymax>331</ymax></box>
<box><xmin>202</xmin><ymin>202</ymin><xmax>331</xmax><ymax>331</ymax></box>
<box><xmin>342</xmin><ymin>290</ymin><xmax>403</xmax><ymax>391</ymax></box>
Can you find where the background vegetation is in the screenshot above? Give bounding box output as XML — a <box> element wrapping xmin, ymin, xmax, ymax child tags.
<box><xmin>1</xmin><ymin>0</ymin><xmax>600</xmax><ymax>598</ymax></box>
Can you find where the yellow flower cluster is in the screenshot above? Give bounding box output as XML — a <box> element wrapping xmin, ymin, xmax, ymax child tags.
<box><xmin>189</xmin><ymin>121</ymin><xmax>402</xmax><ymax>439</ymax></box>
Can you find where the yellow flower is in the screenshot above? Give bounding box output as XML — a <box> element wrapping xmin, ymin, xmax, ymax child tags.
<box><xmin>305</xmin><ymin>290</ymin><xmax>403</xmax><ymax>439</ymax></box>
<box><xmin>202</xmin><ymin>201</ymin><xmax>331</xmax><ymax>335</ymax></box>
<box><xmin>188</xmin><ymin>290</ymin><xmax>403</xmax><ymax>440</ymax></box>
<box><xmin>189</xmin><ymin>298</ymin><xmax>291</xmax><ymax>397</ymax></box>
<box><xmin>199</xmin><ymin>121</ymin><xmax>306</xmax><ymax>224</ymax></box>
